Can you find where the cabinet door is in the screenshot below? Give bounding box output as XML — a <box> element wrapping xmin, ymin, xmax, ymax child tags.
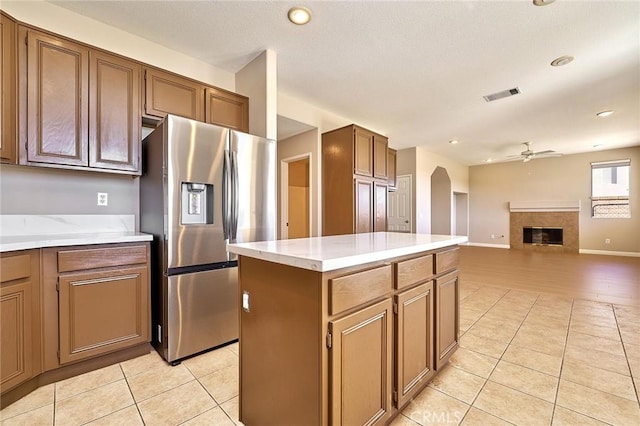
<box><xmin>89</xmin><ymin>50</ymin><xmax>141</xmax><ymax>173</ymax></box>
<box><xmin>395</xmin><ymin>281</ymin><xmax>434</xmax><ymax>408</ymax></box>
<box><xmin>330</xmin><ymin>299</ymin><xmax>393</xmax><ymax>426</ymax></box>
<box><xmin>435</xmin><ymin>272</ymin><xmax>459</xmax><ymax>370</ymax></box>
<box><xmin>353</xmin><ymin>127</ymin><xmax>373</xmax><ymax>177</ymax></box>
<box><xmin>373</xmin><ymin>135</ymin><xmax>388</xmax><ymax>179</ymax></box>
<box><xmin>1</xmin><ymin>281</ymin><xmax>33</xmax><ymax>391</ymax></box>
<box><xmin>205</xmin><ymin>87</ymin><xmax>249</xmax><ymax>132</ymax></box>
<box><xmin>374</xmin><ymin>182</ymin><xmax>387</xmax><ymax>232</ymax></box>
<box><xmin>1</xmin><ymin>13</ymin><xmax>16</xmax><ymax>163</ymax></box>
<box><xmin>144</xmin><ymin>68</ymin><xmax>204</xmax><ymax>121</ymax></box>
<box><xmin>58</xmin><ymin>265</ymin><xmax>149</xmax><ymax>364</ymax></box>
<box><xmin>27</xmin><ymin>31</ymin><xmax>89</xmax><ymax>166</ymax></box>
<box><xmin>387</xmin><ymin>148</ymin><xmax>397</xmax><ymax>189</ymax></box>
<box><xmin>1</xmin><ymin>251</ymin><xmax>39</xmax><ymax>392</ymax></box>
<box><xmin>354</xmin><ymin>179</ymin><xmax>373</xmax><ymax>233</ymax></box>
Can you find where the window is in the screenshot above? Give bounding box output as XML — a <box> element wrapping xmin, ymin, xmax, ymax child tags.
<box><xmin>591</xmin><ymin>159</ymin><xmax>630</xmax><ymax>218</ymax></box>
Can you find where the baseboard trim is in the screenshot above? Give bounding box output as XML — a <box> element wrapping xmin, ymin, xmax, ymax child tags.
<box><xmin>465</xmin><ymin>242</ymin><xmax>510</xmax><ymax>249</ymax></box>
<box><xmin>579</xmin><ymin>249</ymin><xmax>640</xmax><ymax>257</ymax></box>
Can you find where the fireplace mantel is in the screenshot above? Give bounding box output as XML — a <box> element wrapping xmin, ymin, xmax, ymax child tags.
<box><xmin>509</xmin><ymin>201</ymin><xmax>581</xmax><ymax>213</ymax></box>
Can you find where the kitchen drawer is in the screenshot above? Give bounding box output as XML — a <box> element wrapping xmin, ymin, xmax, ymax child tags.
<box><xmin>58</xmin><ymin>245</ymin><xmax>147</xmax><ymax>273</ymax></box>
<box><xmin>395</xmin><ymin>254</ymin><xmax>434</xmax><ymax>290</ymax></box>
<box><xmin>435</xmin><ymin>248</ymin><xmax>459</xmax><ymax>274</ymax></box>
<box><xmin>1</xmin><ymin>253</ymin><xmax>32</xmax><ymax>283</ymax></box>
<box><xmin>329</xmin><ymin>265</ymin><xmax>392</xmax><ymax>316</ymax></box>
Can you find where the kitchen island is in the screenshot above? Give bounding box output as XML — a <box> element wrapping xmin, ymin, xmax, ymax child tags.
<box><xmin>227</xmin><ymin>232</ymin><xmax>468</xmax><ymax>426</ymax></box>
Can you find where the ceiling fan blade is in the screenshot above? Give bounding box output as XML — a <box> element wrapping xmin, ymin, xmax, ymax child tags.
<box><xmin>533</xmin><ymin>150</ymin><xmax>556</xmax><ymax>155</ymax></box>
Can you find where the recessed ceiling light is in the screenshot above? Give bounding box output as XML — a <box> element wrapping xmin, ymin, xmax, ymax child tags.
<box><xmin>533</xmin><ymin>0</ymin><xmax>556</xmax><ymax>6</ymax></box>
<box><xmin>485</xmin><ymin>158</ymin><xmax>493</xmax><ymax>163</ymax></box>
<box><xmin>596</xmin><ymin>110</ymin><xmax>614</xmax><ymax>117</ymax></box>
<box><xmin>449</xmin><ymin>140</ymin><xmax>459</xmax><ymax>145</ymax></box>
<box><xmin>288</xmin><ymin>7</ymin><xmax>311</xmax><ymax>25</ymax></box>
<box><xmin>550</xmin><ymin>55</ymin><xmax>574</xmax><ymax>67</ymax></box>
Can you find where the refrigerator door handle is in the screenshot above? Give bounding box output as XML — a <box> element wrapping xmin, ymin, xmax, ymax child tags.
<box><xmin>222</xmin><ymin>149</ymin><xmax>231</xmax><ymax>240</ymax></box>
<box><xmin>230</xmin><ymin>151</ymin><xmax>239</xmax><ymax>240</ymax></box>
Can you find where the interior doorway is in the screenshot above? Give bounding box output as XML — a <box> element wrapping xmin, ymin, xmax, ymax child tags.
<box><xmin>280</xmin><ymin>154</ymin><xmax>311</xmax><ymax>239</ymax></box>
<box><xmin>387</xmin><ymin>175</ymin><xmax>412</xmax><ymax>232</ymax></box>
<box><xmin>454</xmin><ymin>192</ymin><xmax>468</xmax><ymax>236</ymax></box>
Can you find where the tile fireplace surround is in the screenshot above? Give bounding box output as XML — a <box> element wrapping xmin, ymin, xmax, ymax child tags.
<box><xmin>509</xmin><ymin>202</ymin><xmax>579</xmax><ymax>253</ymax></box>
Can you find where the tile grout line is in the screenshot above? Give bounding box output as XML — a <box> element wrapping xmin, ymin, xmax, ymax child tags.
<box><xmin>456</xmin><ymin>287</ymin><xmax>540</xmax><ymax>425</ymax></box>
<box><xmin>612</xmin><ymin>305</ymin><xmax>640</xmax><ymax>407</ymax></box>
<box><xmin>549</xmin><ymin>297</ymin><xmax>574</xmax><ymax>425</ymax></box>
<box><xmin>118</xmin><ymin>362</ymin><xmax>146</xmax><ymax>426</ymax></box>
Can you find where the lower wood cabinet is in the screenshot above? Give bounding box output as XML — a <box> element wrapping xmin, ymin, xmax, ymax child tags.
<box><xmin>330</xmin><ymin>299</ymin><xmax>393</xmax><ymax>426</ymax></box>
<box><xmin>355</xmin><ymin>179</ymin><xmax>373</xmax><ymax>233</ymax></box>
<box><xmin>0</xmin><ymin>250</ymin><xmax>40</xmax><ymax>393</ymax></box>
<box><xmin>51</xmin><ymin>243</ymin><xmax>151</xmax><ymax>366</ymax></box>
<box><xmin>395</xmin><ymin>281</ymin><xmax>434</xmax><ymax>408</ymax></box>
<box><xmin>239</xmin><ymin>245</ymin><xmax>460</xmax><ymax>425</ymax></box>
<box><xmin>58</xmin><ymin>265</ymin><xmax>149</xmax><ymax>364</ymax></box>
<box><xmin>435</xmin><ymin>272</ymin><xmax>459</xmax><ymax>370</ymax></box>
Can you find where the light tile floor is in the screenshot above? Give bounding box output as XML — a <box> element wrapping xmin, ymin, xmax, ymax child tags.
<box><xmin>2</xmin><ymin>282</ymin><xmax>639</xmax><ymax>425</ymax></box>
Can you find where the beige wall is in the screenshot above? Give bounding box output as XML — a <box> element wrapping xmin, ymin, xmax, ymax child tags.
<box><xmin>398</xmin><ymin>147</ymin><xmax>469</xmax><ymax>234</ymax></box>
<box><xmin>0</xmin><ymin>164</ymin><xmax>139</xmax><ymax>217</ymax></box>
<box><xmin>277</xmin><ymin>93</ymin><xmax>363</xmax><ymax>235</ymax></box>
<box><xmin>236</xmin><ymin>50</ymin><xmax>278</xmax><ymax>139</ymax></box>
<box><xmin>469</xmin><ymin>146</ymin><xmax>640</xmax><ymax>253</ymax></box>
<box><xmin>277</xmin><ymin>129</ymin><xmax>319</xmax><ymax>237</ymax></box>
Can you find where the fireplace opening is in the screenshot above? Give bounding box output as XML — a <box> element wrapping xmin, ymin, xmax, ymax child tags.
<box><xmin>523</xmin><ymin>227</ymin><xmax>563</xmax><ymax>246</ymax></box>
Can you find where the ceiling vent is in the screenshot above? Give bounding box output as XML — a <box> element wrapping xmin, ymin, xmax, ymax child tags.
<box><xmin>483</xmin><ymin>87</ymin><xmax>521</xmax><ymax>102</ymax></box>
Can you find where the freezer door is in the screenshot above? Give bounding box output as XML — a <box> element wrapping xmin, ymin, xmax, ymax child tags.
<box><xmin>167</xmin><ymin>267</ymin><xmax>238</xmax><ymax>362</ymax></box>
<box><xmin>166</xmin><ymin>116</ymin><xmax>230</xmax><ymax>269</ymax></box>
<box><xmin>229</xmin><ymin>131</ymin><xmax>277</xmax><ymax>249</ymax></box>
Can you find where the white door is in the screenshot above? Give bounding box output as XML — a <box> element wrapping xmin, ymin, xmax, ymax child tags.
<box><xmin>387</xmin><ymin>175</ymin><xmax>412</xmax><ymax>232</ymax></box>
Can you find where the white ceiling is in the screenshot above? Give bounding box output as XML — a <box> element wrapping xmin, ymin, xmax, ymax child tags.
<box><xmin>48</xmin><ymin>0</ymin><xmax>639</xmax><ymax>165</ymax></box>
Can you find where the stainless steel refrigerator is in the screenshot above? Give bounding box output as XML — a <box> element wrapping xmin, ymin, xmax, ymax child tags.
<box><xmin>140</xmin><ymin>114</ymin><xmax>276</xmax><ymax>363</ymax></box>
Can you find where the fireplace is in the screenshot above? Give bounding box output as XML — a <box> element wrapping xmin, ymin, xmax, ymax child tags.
<box><xmin>509</xmin><ymin>201</ymin><xmax>579</xmax><ymax>253</ymax></box>
<box><xmin>523</xmin><ymin>227</ymin><xmax>563</xmax><ymax>246</ymax></box>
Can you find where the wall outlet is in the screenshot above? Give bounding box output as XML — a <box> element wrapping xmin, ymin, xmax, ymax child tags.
<box><xmin>490</xmin><ymin>234</ymin><xmax>495</xmax><ymax>239</ymax></box>
<box><xmin>605</xmin><ymin>238</ymin><xmax>611</xmax><ymax>244</ymax></box>
<box><xmin>97</xmin><ymin>192</ymin><xmax>108</xmax><ymax>206</ymax></box>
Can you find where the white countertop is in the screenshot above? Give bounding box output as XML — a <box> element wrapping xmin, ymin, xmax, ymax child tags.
<box><xmin>0</xmin><ymin>232</ymin><xmax>153</xmax><ymax>252</ymax></box>
<box><xmin>226</xmin><ymin>232</ymin><xmax>468</xmax><ymax>272</ymax></box>
<box><xmin>0</xmin><ymin>215</ymin><xmax>153</xmax><ymax>252</ymax></box>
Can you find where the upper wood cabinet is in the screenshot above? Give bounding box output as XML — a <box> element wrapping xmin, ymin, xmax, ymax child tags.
<box><xmin>21</xmin><ymin>28</ymin><xmax>141</xmax><ymax>174</ymax></box>
<box><xmin>1</xmin><ymin>13</ymin><xmax>17</xmax><ymax>164</ymax></box>
<box><xmin>205</xmin><ymin>86</ymin><xmax>249</xmax><ymax>132</ymax></box>
<box><xmin>25</xmin><ymin>30</ymin><xmax>89</xmax><ymax>167</ymax></box>
<box><xmin>0</xmin><ymin>250</ymin><xmax>41</xmax><ymax>393</ymax></box>
<box><xmin>373</xmin><ymin>135</ymin><xmax>388</xmax><ymax>179</ymax></box>
<box><xmin>387</xmin><ymin>148</ymin><xmax>397</xmax><ymax>189</ymax></box>
<box><xmin>145</xmin><ymin>68</ymin><xmax>249</xmax><ymax>132</ymax></box>
<box><xmin>354</xmin><ymin>127</ymin><xmax>374</xmax><ymax>177</ymax></box>
<box><xmin>144</xmin><ymin>67</ymin><xmax>204</xmax><ymax>122</ymax></box>
<box><xmin>89</xmin><ymin>51</ymin><xmax>141</xmax><ymax>172</ymax></box>
<box><xmin>323</xmin><ymin>124</ymin><xmax>391</xmax><ymax>236</ymax></box>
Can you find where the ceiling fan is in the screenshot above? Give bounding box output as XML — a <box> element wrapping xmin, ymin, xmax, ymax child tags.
<box><xmin>508</xmin><ymin>142</ymin><xmax>561</xmax><ymax>162</ymax></box>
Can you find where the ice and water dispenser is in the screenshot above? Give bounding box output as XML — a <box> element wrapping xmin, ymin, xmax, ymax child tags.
<box><xmin>181</xmin><ymin>182</ymin><xmax>214</xmax><ymax>224</ymax></box>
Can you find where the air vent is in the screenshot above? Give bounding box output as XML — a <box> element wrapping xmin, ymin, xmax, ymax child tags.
<box><xmin>483</xmin><ymin>87</ymin><xmax>521</xmax><ymax>102</ymax></box>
